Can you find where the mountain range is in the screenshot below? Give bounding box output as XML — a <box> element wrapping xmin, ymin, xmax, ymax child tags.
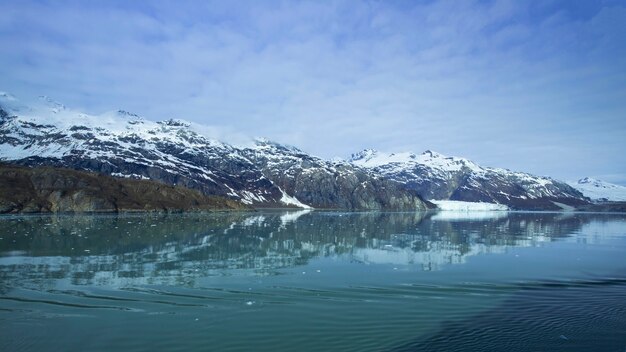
<box><xmin>0</xmin><ymin>92</ymin><xmax>599</xmax><ymax>211</ymax></box>
<box><xmin>349</xmin><ymin>149</ymin><xmax>588</xmax><ymax>210</ymax></box>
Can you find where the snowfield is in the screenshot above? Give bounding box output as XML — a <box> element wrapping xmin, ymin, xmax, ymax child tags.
<box><xmin>279</xmin><ymin>188</ymin><xmax>313</xmax><ymax>209</ymax></box>
<box><xmin>568</xmin><ymin>178</ymin><xmax>626</xmax><ymax>202</ymax></box>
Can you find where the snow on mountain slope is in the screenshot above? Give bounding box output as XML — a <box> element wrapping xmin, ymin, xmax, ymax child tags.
<box><xmin>0</xmin><ymin>92</ymin><xmax>593</xmax><ymax>211</ymax></box>
<box><xmin>0</xmin><ymin>93</ymin><xmax>431</xmax><ymax>210</ymax></box>
<box><xmin>241</xmin><ymin>140</ymin><xmax>430</xmax><ymax>210</ymax></box>
<box><xmin>568</xmin><ymin>178</ymin><xmax>626</xmax><ymax>202</ymax></box>
<box><xmin>1</xmin><ymin>92</ymin><xmax>224</xmax><ymax>157</ymax></box>
<box><xmin>350</xmin><ymin>149</ymin><xmax>589</xmax><ymax>210</ymax></box>
<box><xmin>351</xmin><ymin>149</ymin><xmax>482</xmax><ymax>173</ymax></box>
<box><xmin>0</xmin><ymin>92</ymin><xmax>285</xmax><ymax>206</ymax></box>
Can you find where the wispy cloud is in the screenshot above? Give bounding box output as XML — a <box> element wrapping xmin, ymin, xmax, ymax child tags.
<box><xmin>1</xmin><ymin>0</ymin><xmax>625</xmax><ymax>183</ymax></box>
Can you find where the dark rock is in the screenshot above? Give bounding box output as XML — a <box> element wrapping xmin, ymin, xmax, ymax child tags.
<box><xmin>576</xmin><ymin>202</ymin><xmax>626</xmax><ymax>212</ymax></box>
<box><xmin>0</xmin><ymin>164</ymin><xmax>249</xmax><ymax>214</ymax></box>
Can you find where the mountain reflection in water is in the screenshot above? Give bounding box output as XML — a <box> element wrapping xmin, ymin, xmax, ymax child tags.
<box><xmin>1</xmin><ymin>211</ymin><xmax>626</xmax><ymax>352</ymax></box>
<box><xmin>0</xmin><ymin>211</ymin><xmax>598</xmax><ymax>289</ymax></box>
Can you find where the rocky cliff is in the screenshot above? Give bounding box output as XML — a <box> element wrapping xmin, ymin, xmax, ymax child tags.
<box><xmin>242</xmin><ymin>140</ymin><xmax>432</xmax><ymax>210</ymax></box>
<box><xmin>0</xmin><ymin>164</ymin><xmax>248</xmax><ymax>214</ymax></box>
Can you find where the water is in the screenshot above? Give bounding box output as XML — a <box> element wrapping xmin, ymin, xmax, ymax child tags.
<box><xmin>1</xmin><ymin>211</ymin><xmax>625</xmax><ymax>351</ymax></box>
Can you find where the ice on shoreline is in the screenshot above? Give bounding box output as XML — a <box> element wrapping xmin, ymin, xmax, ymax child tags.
<box><xmin>431</xmin><ymin>200</ymin><xmax>509</xmax><ymax>211</ymax></box>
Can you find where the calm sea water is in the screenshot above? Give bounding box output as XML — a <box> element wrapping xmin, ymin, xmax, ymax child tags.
<box><xmin>1</xmin><ymin>211</ymin><xmax>625</xmax><ymax>351</ymax></box>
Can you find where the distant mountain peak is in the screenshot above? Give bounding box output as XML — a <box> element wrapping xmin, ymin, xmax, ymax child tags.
<box><xmin>575</xmin><ymin>177</ymin><xmax>622</xmax><ymax>189</ymax></box>
<box><xmin>117</xmin><ymin>109</ymin><xmax>141</xmax><ymax>118</ymax></box>
<box><xmin>0</xmin><ymin>91</ymin><xmax>26</xmax><ymax>113</ymax></box>
<box><xmin>0</xmin><ymin>91</ymin><xmax>17</xmax><ymax>101</ymax></box>
<box><xmin>569</xmin><ymin>177</ymin><xmax>626</xmax><ymax>201</ymax></box>
<box><xmin>421</xmin><ymin>149</ymin><xmax>442</xmax><ymax>157</ymax></box>
<box><xmin>349</xmin><ymin>149</ymin><xmax>379</xmax><ymax>162</ymax></box>
<box><xmin>253</xmin><ymin>138</ymin><xmax>303</xmax><ymax>154</ymax></box>
<box><xmin>351</xmin><ymin>149</ymin><xmax>470</xmax><ymax>170</ymax></box>
<box><xmin>158</xmin><ymin>118</ymin><xmax>189</xmax><ymax>127</ymax></box>
<box><xmin>577</xmin><ymin>177</ymin><xmax>600</xmax><ymax>185</ymax></box>
<box><xmin>38</xmin><ymin>95</ymin><xmax>66</xmax><ymax>109</ymax></box>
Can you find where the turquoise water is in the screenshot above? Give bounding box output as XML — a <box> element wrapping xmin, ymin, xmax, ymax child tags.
<box><xmin>1</xmin><ymin>211</ymin><xmax>625</xmax><ymax>351</ymax></box>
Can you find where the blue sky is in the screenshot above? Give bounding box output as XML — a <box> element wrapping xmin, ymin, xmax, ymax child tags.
<box><xmin>1</xmin><ymin>0</ymin><xmax>625</xmax><ymax>184</ymax></box>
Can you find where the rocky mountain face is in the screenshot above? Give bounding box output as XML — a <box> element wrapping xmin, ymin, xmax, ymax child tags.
<box><xmin>241</xmin><ymin>140</ymin><xmax>430</xmax><ymax>210</ymax></box>
<box><xmin>350</xmin><ymin>149</ymin><xmax>589</xmax><ymax>210</ymax></box>
<box><xmin>0</xmin><ymin>164</ymin><xmax>248</xmax><ymax>214</ymax></box>
<box><xmin>0</xmin><ymin>93</ymin><xmax>430</xmax><ymax>211</ymax></box>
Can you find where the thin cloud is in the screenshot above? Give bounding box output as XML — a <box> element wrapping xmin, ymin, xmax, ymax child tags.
<box><xmin>0</xmin><ymin>0</ymin><xmax>625</xmax><ymax>183</ymax></box>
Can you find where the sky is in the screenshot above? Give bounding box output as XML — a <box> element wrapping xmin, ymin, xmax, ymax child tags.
<box><xmin>1</xmin><ymin>0</ymin><xmax>625</xmax><ymax>184</ymax></box>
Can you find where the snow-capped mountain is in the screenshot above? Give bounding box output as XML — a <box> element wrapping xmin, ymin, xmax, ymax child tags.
<box><xmin>350</xmin><ymin>149</ymin><xmax>589</xmax><ymax>210</ymax></box>
<box><xmin>241</xmin><ymin>140</ymin><xmax>428</xmax><ymax>210</ymax></box>
<box><xmin>0</xmin><ymin>92</ymin><xmax>281</xmax><ymax>205</ymax></box>
<box><xmin>568</xmin><ymin>178</ymin><xmax>626</xmax><ymax>202</ymax></box>
<box><xmin>0</xmin><ymin>93</ymin><xmax>429</xmax><ymax>210</ymax></box>
<box><xmin>0</xmin><ymin>92</ymin><xmax>596</xmax><ymax>211</ymax></box>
